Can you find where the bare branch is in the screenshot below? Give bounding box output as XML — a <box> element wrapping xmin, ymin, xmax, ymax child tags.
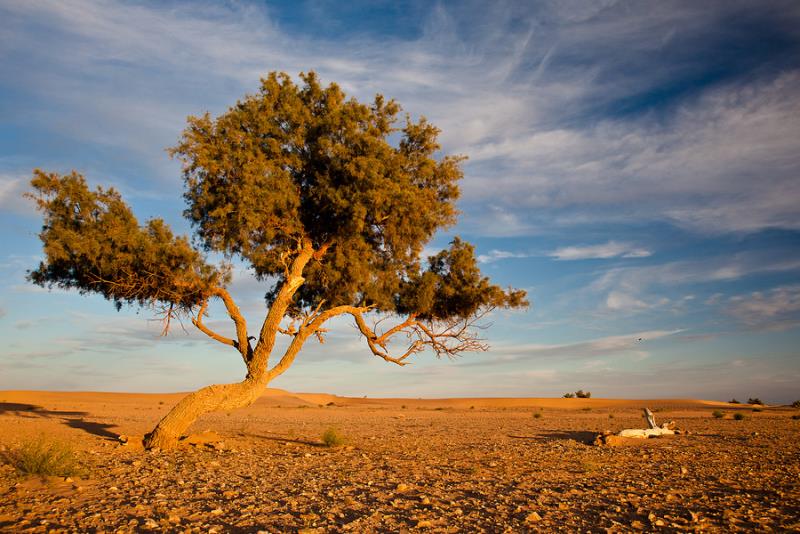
<box><xmin>191</xmin><ymin>299</ymin><xmax>236</xmax><ymax>348</ymax></box>
<box><xmin>211</xmin><ymin>287</ymin><xmax>251</xmax><ymax>361</ymax></box>
<box><xmin>350</xmin><ymin>307</ymin><xmax>493</xmax><ymax>365</ymax></box>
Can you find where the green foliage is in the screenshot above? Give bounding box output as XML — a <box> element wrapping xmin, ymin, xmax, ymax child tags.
<box><xmin>563</xmin><ymin>392</ymin><xmax>575</xmax><ymax>398</ymax></box>
<box><xmin>792</xmin><ymin>400</ymin><xmax>800</xmax><ymax>408</ymax></box>
<box><xmin>748</xmin><ymin>398</ymin><xmax>764</xmax><ymax>405</ymax></box>
<box><xmin>733</xmin><ymin>413</ymin><xmax>746</xmax><ymax>421</ymax></box>
<box><xmin>29</xmin><ymin>72</ymin><xmax>525</xmax><ymax>326</ymax></box>
<box><xmin>27</xmin><ymin>170</ymin><xmax>223</xmax><ymax>312</ymax></box>
<box><xmin>10</xmin><ymin>436</ymin><xmax>84</xmax><ymax>477</ymax></box>
<box><xmin>712</xmin><ymin>410</ymin><xmax>724</xmax><ymax>418</ymax></box>
<box><xmin>171</xmin><ymin>71</ymin><xmax>524</xmax><ymax>318</ymax></box>
<box><xmin>321</xmin><ymin>427</ymin><xmax>346</xmax><ymax>447</ymax></box>
<box><xmin>575</xmin><ymin>390</ymin><xmax>591</xmax><ymax>399</ymax></box>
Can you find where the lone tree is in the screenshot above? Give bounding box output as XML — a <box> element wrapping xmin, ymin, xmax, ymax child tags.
<box><xmin>28</xmin><ymin>72</ymin><xmax>527</xmax><ymax>449</ymax></box>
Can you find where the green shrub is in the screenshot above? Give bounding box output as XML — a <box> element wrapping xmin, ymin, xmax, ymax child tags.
<box><xmin>792</xmin><ymin>400</ymin><xmax>800</xmax><ymax>409</ymax></box>
<box><xmin>712</xmin><ymin>410</ymin><xmax>724</xmax><ymax>419</ymax></box>
<box><xmin>321</xmin><ymin>428</ymin><xmax>346</xmax><ymax>448</ymax></box>
<box><xmin>11</xmin><ymin>436</ymin><xmax>83</xmax><ymax>477</ymax></box>
<box><xmin>733</xmin><ymin>413</ymin><xmax>746</xmax><ymax>421</ymax></box>
<box><xmin>747</xmin><ymin>397</ymin><xmax>763</xmax><ymax>406</ymax></box>
<box><xmin>563</xmin><ymin>392</ymin><xmax>575</xmax><ymax>398</ymax></box>
<box><xmin>575</xmin><ymin>390</ymin><xmax>591</xmax><ymax>399</ymax></box>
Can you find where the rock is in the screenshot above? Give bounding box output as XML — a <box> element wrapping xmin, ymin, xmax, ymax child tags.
<box><xmin>396</xmin><ymin>483</ymin><xmax>410</xmax><ymax>492</ymax></box>
<box><xmin>168</xmin><ymin>514</ymin><xmax>181</xmax><ymax>523</ymax></box>
<box><xmin>417</xmin><ymin>519</ymin><xmax>434</xmax><ymax>528</ymax></box>
<box><xmin>525</xmin><ymin>511</ymin><xmax>543</xmax><ymax>523</ymax></box>
<box><xmin>210</xmin><ymin>508</ymin><xmax>224</xmax><ymax>516</ymax></box>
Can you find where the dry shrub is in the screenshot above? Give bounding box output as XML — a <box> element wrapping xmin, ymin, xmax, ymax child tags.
<box><xmin>712</xmin><ymin>410</ymin><xmax>724</xmax><ymax>419</ymax></box>
<box><xmin>9</xmin><ymin>436</ymin><xmax>84</xmax><ymax>477</ymax></box>
<box><xmin>321</xmin><ymin>428</ymin><xmax>346</xmax><ymax>448</ymax></box>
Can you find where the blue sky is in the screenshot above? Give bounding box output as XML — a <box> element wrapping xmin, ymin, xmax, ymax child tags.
<box><xmin>1</xmin><ymin>0</ymin><xmax>799</xmax><ymax>402</ymax></box>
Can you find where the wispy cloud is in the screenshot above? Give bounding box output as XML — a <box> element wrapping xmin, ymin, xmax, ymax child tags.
<box><xmin>474</xmin><ymin>329</ymin><xmax>683</xmax><ymax>365</ymax></box>
<box><xmin>477</xmin><ymin>249</ymin><xmax>531</xmax><ymax>264</ymax></box>
<box><xmin>549</xmin><ymin>241</ymin><xmax>651</xmax><ymax>260</ymax></box>
<box><xmin>726</xmin><ymin>285</ymin><xmax>800</xmax><ymax>331</ymax></box>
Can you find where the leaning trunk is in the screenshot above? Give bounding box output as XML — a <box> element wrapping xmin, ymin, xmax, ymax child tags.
<box><xmin>143</xmin><ymin>374</ymin><xmax>268</xmax><ymax>449</ymax></box>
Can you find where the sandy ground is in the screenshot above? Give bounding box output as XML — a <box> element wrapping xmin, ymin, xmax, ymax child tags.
<box><xmin>0</xmin><ymin>389</ymin><xmax>798</xmax><ymax>532</ymax></box>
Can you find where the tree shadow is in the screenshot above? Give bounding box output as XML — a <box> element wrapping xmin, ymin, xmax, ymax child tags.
<box><xmin>0</xmin><ymin>402</ymin><xmax>119</xmax><ymax>441</ymax></box>
<box><xmin>241</xmin><ymin>432</ymin><xmax>325</xmax><ymax>448</ymax></box>
<box><xmin>508</xmin><ymin>431</ymin><xmax>598</xmax><ymax>444</ymax></box>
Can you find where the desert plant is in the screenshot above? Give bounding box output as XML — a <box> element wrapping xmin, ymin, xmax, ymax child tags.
<box><xmin>608</xmin><ymin>414</ymin><xmax>615</xmax><ymax>419</ymax></box>
<box><xmin>11</xmin><ymin>436</ymin><xmax>83</xmax><ymax>477</ymax></box>
<box><xmin>533</xmin><ymin>412</ymin><xmax>542</xmax><ymax>419</ymax></box>
<box><xmin>27</xmin><ymin>72</ymin><xmax>527</xmax><ymax>450</ymax></box>
<box><xmin>733</xmin><ymin>413</ymin><xmax>746</xmax><ymax>421</ymax></box>
<box><xmin>575</xmin><ymin>390</ymin><xmax>591</xmax><ymax>398</ymax></box>
<box><xmin>729</xmin><ymin>399</ymin><xmax>740</xmax><ymax>404</ymax></box>
<box><xmin>563</xmin><ymin>392</ymin><xmax>575</xmax><ymax>398</ymax></box>
<box><xmin>792</xmin><ymin>400</ymin><xmax>800</xmax><ymax>408</ymax></box>
<box><xmin>321</xmin><ymin>428</ymin><xmax>346</xmax><ymax>448</ymax></box>
<box><xmin>712</xmin><ymin>410</ymin><xmax>724</xmax><ymax>418</ymax></box>
<box><xmin>791</xmin><ymin>414</ymin><xmax>800</xmax><ymax>420</ymax></box>
<box><xmin>748</xmin><ymin>398</ymin><xmax>764</xmax><ymax>405</ymax></box>
<box><xmin>752</xmin><ymin>407</ymin><xmax>763</xmax><ymax>412</ymax></box>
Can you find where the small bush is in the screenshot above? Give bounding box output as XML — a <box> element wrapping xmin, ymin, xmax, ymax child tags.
<box><xmin>321</xmin><ymin>428</ymin><xmax>346</xmax><ymax>447</ymax></box>
<box><xmin>533</xmin><ymin>412</ymin><xmax>542</xmax><ymax>419</ymax></box>
<box><xmin>11</xmin><ymin>436</ymin><xmax>83</xmax><ymax>477</ymax></box>
<box><xmin>752</xmin><ymin>407</ymin><xmax>763</xmax><ymax>413</ymax></box>
<box><xmin>733</xmin><ymin>413</ymin><xmax>746</xmax><ymax>421</ymax></box>
<box><xmin>791</xmin><ymin>414</ymin><xmax>800</xmax><ymax>420</ymax></box>
<box><xmin>608</xmin><ymin>414</ymin><xmax>615</xmax><ymax>419</ymax></box>
<box><xmin>712</xmin><ymin>410</ymin><xmax>724</xmax><ymax>419</ymax></box>
<box><xmin>729</xmin><ymin>399</ymin><xmax>740</xmax><ymax>404</ymax></box>
<box><xmin>747</xmin><ymin>397</ymin><xmax>763</xmax><ymax>406</ymax></box>
<box><xmin>563</xmin><ymin>393</ymin><xmax>575</xmax><ymax>398</ymax></box>
<box><xmin>792</xmin><ymin>400</ymin><xmax>800</xmax><ymax>409</ymax></box>
<box><xmin>575</xmin><ymin>390</ymin><xmax>591</xmax><ymax>399</ymax></box>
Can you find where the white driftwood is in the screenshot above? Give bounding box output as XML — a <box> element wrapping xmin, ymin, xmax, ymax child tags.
<box><xmin>616</xmin><ymin>408</ymin><xmax>675</xmax><ymax>439</ymax></box>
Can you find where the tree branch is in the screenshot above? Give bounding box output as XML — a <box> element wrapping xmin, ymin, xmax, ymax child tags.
<box><xmin>191</xmin><ymin>299</ymin><xmax>236</xmax><ymax>348</ymax></box>
<box><xmin>211</xmin><ymin>287</ymin><xmax>252</xmax><ymax>362</ymax></box>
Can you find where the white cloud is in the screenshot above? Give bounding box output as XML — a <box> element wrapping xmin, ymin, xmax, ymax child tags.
<box><xmin>476</xmin><ymin>329</ymin><xmax>682</xmax><ymax>364</ymax></box>
<box><xmin>605</xmin><ymin>291</ymin><xmax>650</xmax><ymax>311</ymax></box>
<box><xmin>477</xmin><ymin>249</ymin><xmax>530</xmax><ymax>264</ymax></box>
<box><xmin>549</xmin><ymin>241</ymin><xmax>651</xmax><ymax>260</ymax></box>
<box><xmin>726</xmin><ymin>285</ymin><xmax>800</xmax><ymax>331</ymax></box>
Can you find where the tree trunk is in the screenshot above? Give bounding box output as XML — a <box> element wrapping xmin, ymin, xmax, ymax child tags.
<box><xmin>143</xmin><ymin>374</ymin><xmax>268</xmax><ymax>450</ymax></box>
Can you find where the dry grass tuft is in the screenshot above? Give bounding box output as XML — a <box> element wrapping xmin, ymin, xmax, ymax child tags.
<box><xmin>321</xmin><ymin>428</ymin><xmax>346</xmax><ymax>448</ymax></box>
<box><xmin>8</xmin><ymin>436</ymin><xmax>84</xmax><ymax>477</ymax></box>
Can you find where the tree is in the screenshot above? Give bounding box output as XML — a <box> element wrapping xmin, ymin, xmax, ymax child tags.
<box><xmin>27</xmin><ymin>72</ymin><xmax>527</xmax><ymax>449</ymax></box>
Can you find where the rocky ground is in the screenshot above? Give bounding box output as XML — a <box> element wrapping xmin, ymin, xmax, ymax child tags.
<box><xmin>0</xmin><ymin>391</ymin><xmax>798</xmax><ymax>532</ymax></box>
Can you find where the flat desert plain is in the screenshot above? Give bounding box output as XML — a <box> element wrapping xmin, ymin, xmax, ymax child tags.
<box><xmin>0</xmin><ymin>390</ymin><xmax>799</xmax><ymax>532</ymax></box>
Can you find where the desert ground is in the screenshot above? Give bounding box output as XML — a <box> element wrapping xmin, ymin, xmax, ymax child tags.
<box><xmin>0</xmin><ymin>389</ymin><xmax>798</xmax><ymax>533</ymax></box>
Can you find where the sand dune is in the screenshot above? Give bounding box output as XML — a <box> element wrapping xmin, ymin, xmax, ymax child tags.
<box><xmin>0</xmin><ymin>388</ymin><xmax>738</xmax><ymax>413</ymax></box>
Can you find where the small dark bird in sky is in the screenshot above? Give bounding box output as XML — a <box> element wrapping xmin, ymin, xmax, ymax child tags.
<box><xmin>637</xmin><ymin>338</ymin><xmax>643</xmax><ymax>341</ymax></box>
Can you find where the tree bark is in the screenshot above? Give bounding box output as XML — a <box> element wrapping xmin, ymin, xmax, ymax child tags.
<box><xmin>142</xmin><ymin>375</ymin><xmax>269</xmax><ymax>449</ymax></box>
